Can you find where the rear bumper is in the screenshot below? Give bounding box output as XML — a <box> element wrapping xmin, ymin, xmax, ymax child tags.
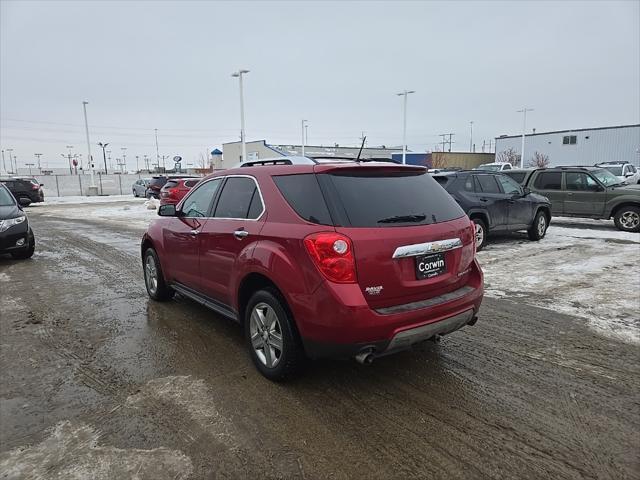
<box><xmin>297</xmin><ymin>260</ymin><xmax>483</xmax><ymax>359</ymax></box>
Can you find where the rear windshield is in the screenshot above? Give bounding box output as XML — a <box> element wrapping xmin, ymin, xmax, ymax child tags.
<box><xmin>477</xmin><ymin>164</ymin><xmax>501</xmax><ymax>171</ymax></box>
<box><xmin>164</xmin><ymin>180</ymin><xmax>179</xmax><ymax>189</ymax></box>
<box><xmin>149</xmin><ymin>177</ymin><xmax>167</xmax><ymax>187</ymax></box>
<box><xmin>323</xmin><ymin>170</ymin><xmax>465</xmax><ymax>227</ymax></box>
<box><xmin>504</xmin><ymin>171</ymin><xmax>527</xmax><ymax>184</ymax></box>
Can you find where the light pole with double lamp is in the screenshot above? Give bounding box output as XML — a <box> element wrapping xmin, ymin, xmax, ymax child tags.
<box><xmin>396</xmin><ymin>90</ymin><xmax>415</xmax><ymax>164</ymax></box>
<box><xmin>231</xmin><ymin>69</ymin><xmax>250</xmax><ymax>162</ymax></box>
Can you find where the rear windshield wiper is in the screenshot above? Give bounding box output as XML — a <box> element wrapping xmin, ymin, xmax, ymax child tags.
<box><xmin>377</xmin><ymin>214</ymin><xmax>426</xmax><ymax>224</ymax></box>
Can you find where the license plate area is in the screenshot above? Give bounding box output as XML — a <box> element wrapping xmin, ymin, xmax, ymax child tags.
<box><xmin>415</xmin><ymin>253</ymin><xmax>446</xmax><ymax>280</ymax></box>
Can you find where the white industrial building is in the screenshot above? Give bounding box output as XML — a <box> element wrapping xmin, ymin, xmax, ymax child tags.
<box><xmin>495</xmin><ymin>124</ymin><xmax>640</xmax><ymax>167</ymax></box>
<box><xmin>222</xmin><ymin>140</ymin><xmax>403</xmax><ymax>166</ymax></box>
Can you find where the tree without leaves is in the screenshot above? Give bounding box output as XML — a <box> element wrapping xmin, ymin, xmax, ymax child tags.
<box><xmin>430</xmin><ymin>152</ymin><xmax>448</xmax><ymax>169</ymax></box>
<box><xmin>496</xmin><ymin>147</ymin><xmax>521</xmax><ymax>166</ymax></box>
<box><xmin>529</xmin><ymin>151</ymin><xmax>550</xmax><ymax>168</ymax></box>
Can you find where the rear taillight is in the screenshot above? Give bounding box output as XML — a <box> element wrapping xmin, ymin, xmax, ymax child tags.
<box><xmin>31</xmin><ymin>184</ymin><xmax>39</xmax><ymax>190</ymax></box>
<box><xmin>168</xmin><ymin>188</ymin><xmax>179</xmax><ymax>197</ymax></box>
<box><xmin>304</xmin><ymin>232</ymin><xmax>357</xmax><ymax>283</ymax></box>
<box><xmin>458</xmin><ymin>221</ymin><xmax>476</xmax><ymax>274</ymax></box>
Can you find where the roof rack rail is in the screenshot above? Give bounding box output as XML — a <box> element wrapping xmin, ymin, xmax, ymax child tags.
<box><xmin>594</xmin><ymin>160</ymin><xmax>630</xmax><ymax>165</ymax></box>
<box><xmin>240</xmin><ymin>159</ymin><xmax>294</xmax><ymax>167</ymax></box>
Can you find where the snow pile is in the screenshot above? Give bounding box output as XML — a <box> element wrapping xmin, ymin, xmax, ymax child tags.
<box><xmin>38</xmin><ymin>194</ymin><xmax>142</xmax><ymax>206</ymax></box>
<box><xmin>478</xmin><ymin>219</ymin><xmax>640</xmax><ymax>344</ymax></box>
<box><xmin>144</xmin><ymin>198</ymin><xmax>160</xmax><ymax>210</ymax></box>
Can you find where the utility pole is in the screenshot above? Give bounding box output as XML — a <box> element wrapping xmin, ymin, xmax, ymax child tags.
<box><xmin>301</xmin><ymin>119</ymin><xmax>308</xmax><ymax>157</ymax></box>
<box><xmin>517</xmin><ymin>107</ymin><xmax>534</xmax><ymax>168</ymax></box>
<box><xmin>231</xmin><ymin>69</ymin><xmax>250</xmax><ymax>162</ymax></box>
<box><xmin>135</xmin><ymin>155</ymin><xmax>139</xmax><ymax>173</ymax></box>
<box><xmin>439</xmin><ymin>133</ymin><xmax>455</xmax><ymax>153</ymax></box>
<box><xmin>305</xmin><ymin>123</ymin><xmax>309</xmax><ymax>146</ymax></box>
<box><xmin>34</xmin><ymin>153</ymin><xmax>42</xmax><ymax>173</ymax></box>
<box><xmin>65</xmin><ymin>146</ymin><xmax>74</xmax><ymax>174</ymax></box>
<box><xmin>143</xmin><ymin>154</ymin><xmax>149</xmax><ymax>171</ymax></box>
<box><xmin>396</xmin><ymin>90</ymin><xmax>415</xmax><ymax>164</ymax></box>
<box><xmin>1</xmin><ymin>150</ymin><xmax>5</xmax><ymax>175</ymax></box>
<box><xmin>82</xmin><ymin>101</ymin><xmax>96</xmax><ymax>190</ymax></box>
<box><xmin>98</xmin><ymin>142</ymin><xmax>109</xmax><ymax>174</ymax></box>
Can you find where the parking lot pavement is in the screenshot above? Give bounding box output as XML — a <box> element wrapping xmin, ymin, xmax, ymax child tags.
<box><xmin>1</xmin><ymin>203</ymin><xmax>639</xmax><ymax>479</ymax></box>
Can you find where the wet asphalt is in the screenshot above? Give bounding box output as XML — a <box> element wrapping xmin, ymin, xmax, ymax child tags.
<box><xmin>0</xmin><ymin>204</ymin><xmax>639</xmax><ymax>479</ymax></box>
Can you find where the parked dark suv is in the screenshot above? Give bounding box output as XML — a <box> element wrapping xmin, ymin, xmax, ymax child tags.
<box><xmin>434</xmin><ymin>171</ymin><xmax>551</xmax><ymax>250</ymax></box>
<box><xmin>141</xmin><ymin>158</ymin><xmax>483</xmax><ymax>380</ymax></box>
<box><xmin>525</xmin><ymin>167</ymin><xmax>640</xmax><ymax>232</ymax></box>
<box><xmin>0</xmin><ymin>177</ymin><xmax>45</xmax><ymax>205</ymax></box>
<box><xmin>0</xmin><ymin>183</ymin><xmax>35</xmax><ymax>259</ymax></box>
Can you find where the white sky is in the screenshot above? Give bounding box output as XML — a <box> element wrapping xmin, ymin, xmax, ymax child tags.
<box><xmin>1</xmin><ymin>0</ymin><xmax>639</xmax><ymax>170</ymax></box>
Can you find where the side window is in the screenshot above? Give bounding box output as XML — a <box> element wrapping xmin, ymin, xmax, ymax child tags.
<box><xmin>182</xmin><ymin>178</ymin><xmax>222</xmax><ymax>217</ymax></box>
<box><xmin>565</xmin><ymin>172</ymin><xmax>599</xmax><ymax>192</ymax></box>
<box><xmin>496</xmin><ymin>175</ymin><xmax>522</xmax><ymax>195</ymax></box>
<box><xmin>502</xmin><ymin>164</ymin><xmax>511</xmax><ymax>170</ymax></box>
<box><xmin>184</xmin><ymin>180</ymin><xmax>199</xmax><ymax>188</ymax></box>
<box><xmin>533</xmin><ymin>172</ymin><xmax>562</xmax><ymax>190</ymax></box>
<box><xmin>214</xmin><ymin>177</ymin><xmax>263</xmax><ymax>219</ymax></box>
<box><xmin>475</xmin><ymin>175</ymin><xmax>501</xmax><ymax>194</ymax></box>
<box><xmin>463</xmin><ymin>176</ymin><xmax>475</xmax><ymax>192</ymax></box>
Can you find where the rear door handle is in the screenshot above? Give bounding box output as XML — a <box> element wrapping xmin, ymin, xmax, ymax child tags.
<box><xmin>479</xmin><ymin>197</ymin><xmax>489</xmax><ymax>202</ymax></box>
<box><xmin>234</xmin><ymin>230</ymin><xmax>249</xmax><ymax>239</ymax></box>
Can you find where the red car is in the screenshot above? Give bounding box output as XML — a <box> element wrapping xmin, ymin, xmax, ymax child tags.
<box><xmin>141</xmin><ymin>158</ymin><xmax>483</xmax><ymax>381</ymax></box>
<box><xmin>159</xmin><ymin>178</ymin><xmax>201</xmax><ymax>206</ymax></box>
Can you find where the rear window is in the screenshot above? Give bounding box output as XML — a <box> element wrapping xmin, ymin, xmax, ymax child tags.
<box><xmin>323</xmin><ymin>171</ymin><xmax>464</xmax><ymax>227</ymax></box>
<box><xmin>504</xmin><ymin>171</ymin><xmax>526</xmax><ymax>184</ymax></box>
<box><xmin>273</xmin><ymin>174</ymin><xmax>333</xmax><ymax>225</ymax></box>
<box><xmin>164</xmin><ymin>180</ymin><xmax>179</xmax><ymax>189</ymax></box>
<box><xmin>149</xmin><ymin>177</ymin><xmax>167</xmax><ymax>188</ymax></box>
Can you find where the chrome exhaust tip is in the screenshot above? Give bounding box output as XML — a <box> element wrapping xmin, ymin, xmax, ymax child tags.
<box><xmin>355</xmin><ymin>349</ymin><xmax>375</xmax><ymax>365</ymax></box>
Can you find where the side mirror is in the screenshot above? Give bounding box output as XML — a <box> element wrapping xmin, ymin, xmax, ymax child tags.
<box><xmin>158</xmin><ymin>204</ymin><xmax>177</xmax><ymax>217</ymax></box>
<box><xmin>625</xmin><ymin>172</ymin><xmax>634</xmax><ymax>177</ymax></box>
<box><xmin>40</xmin><ymin>183</ymin><xmax>44</xmax><ymax>186</ymax></box>
<box><xmin>523</xmin><ymin>187</ymin><xmax>531</xmax><ymax>196</ymax></box>
<box><xmin>18</xmin><ymin>197</ymin><xmax>31</xmax><ymax>206</ymax></box>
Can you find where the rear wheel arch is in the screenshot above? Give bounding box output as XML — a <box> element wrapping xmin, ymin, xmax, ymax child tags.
<box><xmin>468</xmin><ymin>210</ymin><xmax>490</xmax><ymax>228</ymax></box>
<box><xmin>237</xmin><ymin>273</ymin><xmax>293</xmax><ymax>327</ymax></box>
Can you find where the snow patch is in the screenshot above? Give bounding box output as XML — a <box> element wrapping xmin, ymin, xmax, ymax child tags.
<box><xmin>478</xmin><ymin>223</ymin><xmax>640</xmax><ymax>344</ymax></box>
<box><xmin>0</xmin><ymin>272</ymin><xmax>10</xmax><ymax>282</ymax></box>
<box><xmin>0</xmin><ymin>420</ymin><xmax>193</xmax><ymax>479</ymax></box>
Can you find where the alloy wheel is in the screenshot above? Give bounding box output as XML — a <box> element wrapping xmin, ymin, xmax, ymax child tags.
<box><xmin>474</xmin><ymin>222</ymin><xmax>485</xmax><ymax>248</ymax></box>
<box><xmin>537</xmin><ymin>215</ymin><xmax>547</xmax><ymax>236</ymax></box>
<box><xmin>620</xmin><ymin>211</ymin><xmax>640</xmax><ymax>230</ymax></box>
<box><xmin>145</xmin><ymin>255</ymin><xmax>158</xmax><ymax>295</ymax></box>
<box><xmin>250</xmin><ymin>302</ymin><xmax>283</xmax><ymax>368</ymax></box>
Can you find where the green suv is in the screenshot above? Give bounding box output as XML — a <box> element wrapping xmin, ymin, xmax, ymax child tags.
<box><xmin>525</xmin><ymin>166</ymin><xmax>640</xmax><ymax>232</ymax></box>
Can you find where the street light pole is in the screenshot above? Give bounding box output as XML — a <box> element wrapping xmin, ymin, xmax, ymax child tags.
<box><xmin>121</xmin><ymin>147</ymin><xmax>127</xmax><ymax>173</ymax></box>
<box><xmin>1</xmin><ymin>150</ymin><xmax>5</xmax><ymax>175</ymax></box>
<box><xmin>6</xmin><ymin>149</ymin><xmax>13</xmax><ymax>174</ymax></box>
<box><xmin>469</xmin><ymin>121</ymin><xmax>474</xmax><ymax>152</ymax></box>
<box><xmin>396</xmin><ymin>90</ymin><xmax>415</xmax><ymax>164</ymax></box>
<box><xmin>154</xmin><ymin>129</ymin><xmax>160</xmax><ymax>172</ymax></box>
<box><xmin>231</xmin><ymin>69</ymin><xmax>250</xmax><ymax>162</ymax></box>
<box><xmin>34</xmin><ymin>153</ymin><xmax>43</xmax><ymax>173</ymax></box>
<box><xmin>517</xmin><ymin>108</ymin><xmax>534</xmax><ymax>168</ymax></box>
<box><xmin>25</xmin><ymin>163</ymin><xmax>34</xmax><ymax>176</ymax></box>
<box><xmin>98</xmin><ymin>142</ymin><xmax>109</xmax><ymax>174</ymax></box>
<box><xmin>301</xmin><ymin>119</ymin><xmax>308</xmax><ymax>157</ymax></box>
<box><xmin>82</xmin><ymin>101</ymin><xmax>96</xmax><ymax>188</ymax></box>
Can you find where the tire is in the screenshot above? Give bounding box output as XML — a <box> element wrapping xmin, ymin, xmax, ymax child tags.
<box><xmin>471</xmin><ymin>217</ymin><xmax>487</xmax><ymax>251</ymax></box>
<box><xmin>143</xmin><ymin>248</ymin><xmax>174</xmax><ymax>301</ymax></box>
<box><xmin>11</xmin><ymin>230</ymin><xmax>35</xmax><ymax>260</ymax></box>
<box><xmin>527</xmin><ymin>210</ymin><xmax>548</xmax><ymax>241</ymax></box>
<box><xmin>614</xmin><ymin>206</ymin><xmax>640</xmax><ymax>233</ymax></box>
<box><xmin>245</xmin><ymin>288</ymin><xmax>306</xmax><ymax>381</ymax></box>
<box><xmin>133</xmin><ymin>189</ymin><xmax>138</xmax><ymax>197</ymax></box>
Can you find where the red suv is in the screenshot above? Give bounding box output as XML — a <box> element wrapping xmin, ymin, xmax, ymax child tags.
<box><xmin>159</xmin><ymin>178</ymin><xmax>200</xmax><ymax>206</ymax></box>
<box><xmin>141</xmin><ymin>159</ymin><xmax>483</xmax><ymax>380</ymax></box>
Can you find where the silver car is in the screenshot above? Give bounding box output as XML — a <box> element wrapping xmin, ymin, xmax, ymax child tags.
<box><xmin>132</xmin><ymin>178</ymin><xmax>151</xmax><ymax>197</ymax></box>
